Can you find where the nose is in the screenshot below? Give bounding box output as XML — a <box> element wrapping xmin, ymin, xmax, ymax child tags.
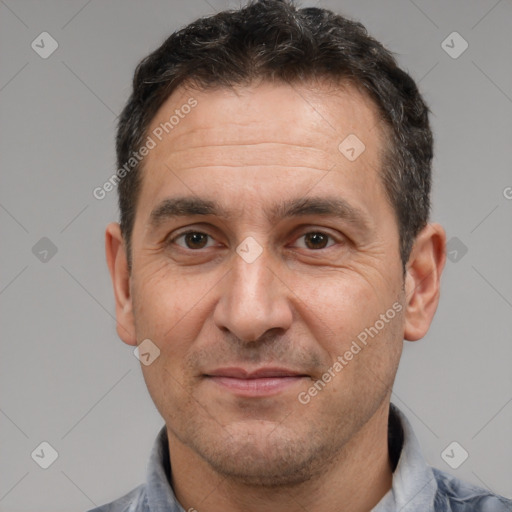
<box><xmin>213</xmin><ymin>243</ymin><xmax>293</xmax><ymax>343</ymax></box>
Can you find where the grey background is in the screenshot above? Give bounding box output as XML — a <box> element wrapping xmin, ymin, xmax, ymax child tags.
<box><xmin>1</xmin><ymin>0</ymin><xmax>511</xmax><ymax>510</ymax></box>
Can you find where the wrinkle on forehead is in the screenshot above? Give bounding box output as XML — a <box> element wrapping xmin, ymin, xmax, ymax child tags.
<box><xmin>146</xmin><ymin>79</ymin><xmax>385</xmax><ymax>158</ymax></box>
<box><xmin>160</xmin><ymin>141</ymin><xmax>337</xmax><ymax>174</ymax></box>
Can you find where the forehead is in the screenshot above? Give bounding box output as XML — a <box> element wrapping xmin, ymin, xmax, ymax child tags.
<box><xmin>137</xmin><ymin>79</ymin><xmax>389</xmax><ymax>224</ymax></box>
<box><xmin>146</xmin><ymin>79</ymin><xmax>384</xmax><ymax>162</ymax></box>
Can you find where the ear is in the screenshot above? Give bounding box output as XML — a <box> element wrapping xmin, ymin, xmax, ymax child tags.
<box><xmin>105</xmin><ymin>222</ymin><xmax>137</xmax><ymax>346</ymax></box>
<box><xmin>403</xmin><ymin>223</ymin><xmax>446</xmax><ymax>341</ymax></box>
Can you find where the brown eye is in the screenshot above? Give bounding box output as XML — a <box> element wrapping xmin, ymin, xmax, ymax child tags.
<box><xmin>172</xmin><ymin>231</ymin><xmax>214</xmax><ymax>250</ymax></box>
<box><xmin>298</xmin><ymin>232</ymin><xmax>335</xmax><ymax>250</ymax></box>
<box><xmin>184</xmin><ymin>232</ymin><xmax>208</xmax><ymax>249</ymax></box>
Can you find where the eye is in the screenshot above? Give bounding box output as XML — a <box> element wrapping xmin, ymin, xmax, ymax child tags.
<box><xmin>293</xmin><ymin>231</ymin><xmax>337</xmax><ymax>250</ymax></box>
<box><xmin>167</xmin><ymin>229</ymin><xmax>341</xmax><ymax>252</ymax></box>
<box><xmin>170</xmin><ymin>230</ymin><xmax>217</xmax><ymax>250</ymax></box>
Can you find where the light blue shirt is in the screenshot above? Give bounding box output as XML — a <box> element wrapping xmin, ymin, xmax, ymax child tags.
<box><xmin>88</xmin><ymin>403</ymin><xmax>512</xmax><ymax>511</ymax></box>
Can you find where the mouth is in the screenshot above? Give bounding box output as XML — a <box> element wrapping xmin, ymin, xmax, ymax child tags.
<box><xmin>203</xmin><ymin>367</ymin><xmax>310</xmax><ymax>397</ymax></box>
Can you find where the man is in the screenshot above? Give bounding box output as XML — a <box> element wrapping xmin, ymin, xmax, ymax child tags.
<box><xmin>91</xmin><ymin>1</ymin><xmax>512</xmax><ymax>510</ymax></box>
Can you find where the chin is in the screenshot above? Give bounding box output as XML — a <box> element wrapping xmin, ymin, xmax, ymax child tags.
<box><xmin>190</xmin><ymin>421</ymin><xmax>334</xmax><ymax>488</ymax></box>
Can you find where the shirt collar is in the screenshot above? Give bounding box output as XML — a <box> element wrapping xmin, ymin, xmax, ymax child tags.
<box><xmin>373</xmin><ymin>403</ymin><xmax>437</xmax><ymax>511</ymax></box>
<box><xmin>145</xmin><ymin>426</ymin><xmax>184</xmax><ymax>512</ymax></box>
<box><xmin>144</xmin><ymin>402</ymin><xmax>437</xmax><ymax>512</ymax></box>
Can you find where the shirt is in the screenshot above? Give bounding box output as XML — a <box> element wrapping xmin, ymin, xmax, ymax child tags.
<box><xmin>88</xmin><ymin>403</ymin><xmax>512</xmax><ymax>512</ymax></box>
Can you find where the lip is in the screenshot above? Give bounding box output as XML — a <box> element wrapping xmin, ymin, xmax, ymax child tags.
<box><xmin>204</xmin><ymin>367</ymin><xmax>309</xmax><ymax>397</ymax></box>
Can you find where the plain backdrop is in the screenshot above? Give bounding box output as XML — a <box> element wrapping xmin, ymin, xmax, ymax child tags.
<box><xmin>1</xmin><ymin>1</ymin><xmax>511</xmax><ymax>511</ymax></box>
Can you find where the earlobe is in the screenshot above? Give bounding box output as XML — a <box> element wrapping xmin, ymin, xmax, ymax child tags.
<box><xmin>105</xmin><ymin>222</ymin><xmax>137</xmax><ymax>346</ymax></box>
<box><xmin>403</xmin><ymin>223</ymin><xmax>447</xmax><ymax>342</ymax></box>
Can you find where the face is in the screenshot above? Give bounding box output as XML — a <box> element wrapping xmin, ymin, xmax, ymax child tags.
<box><xmin>107</xmin><ymin>80</ymin><xmax>441</xmax><ymax>487</ymax></box>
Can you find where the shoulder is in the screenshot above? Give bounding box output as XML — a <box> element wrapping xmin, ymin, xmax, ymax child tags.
<box><xmin>432</xmin><ymin>467</ymin><xmax>512</xmax><ymax>511</ymax></box>
<box><xmin>86</xmin><ymin>484</ymin><xmax>147</xmax><ymax>512</ymax></box>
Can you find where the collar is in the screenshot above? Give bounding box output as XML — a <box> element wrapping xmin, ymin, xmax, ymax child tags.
<box><xmin>373</xmin><ymin>403</ymin><xmax>437</xmax><ymax>511</ymax></box>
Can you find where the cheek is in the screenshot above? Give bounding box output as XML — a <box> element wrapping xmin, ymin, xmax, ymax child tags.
<box><xmin>132</xmin><ymin>261</ymin><xmax>196</xmax><ymax>331</ymax></box>
<box><xmin>297</xmin><ymin>271</ymin><xmax>386</xmax><ymax>337</ymax></box>
<box><xmin>297</xmin><ymin>269</ymin><xmax>404</xmax><ymax>384</ymax></box>
<box><xmin>133</xmin><ymin>269</ymin><xmax>206</xmax><ymax>419</ymax></box>
<box><xmin>132</xmin><ymin>264</ymin><xmax>218</xmax><ymax>373</ymax></box>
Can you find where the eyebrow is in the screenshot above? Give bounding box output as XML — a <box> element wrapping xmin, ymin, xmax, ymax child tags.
<box><xmin>149</xmin><ymin>195</ymin><xmax>371</xmax><ymax>231</ymax></box>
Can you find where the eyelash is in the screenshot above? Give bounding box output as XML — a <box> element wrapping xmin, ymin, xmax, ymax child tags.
<box><xmin>167</xmin><ymin>229</ymin><xmax>340</xmax><ymax>251</ymax></box>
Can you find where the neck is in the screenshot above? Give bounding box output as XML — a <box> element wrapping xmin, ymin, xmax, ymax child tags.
<box><xmin>167</xmin><ymin>401</ymin><xmax>393</xmax><ymax>512</ymax></box>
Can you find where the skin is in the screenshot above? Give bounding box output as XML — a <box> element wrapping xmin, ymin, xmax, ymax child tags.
<box><xmin>106</xmin><ymin>79</ymin><xmax>446</xmax><ymax>512</ymax></box>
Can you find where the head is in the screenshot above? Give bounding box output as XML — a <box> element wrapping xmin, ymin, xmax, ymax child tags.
<box><xmin>106</xmin><ymin>0</ymin><xmax>445</xmax><ymax>488</ymax></box>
